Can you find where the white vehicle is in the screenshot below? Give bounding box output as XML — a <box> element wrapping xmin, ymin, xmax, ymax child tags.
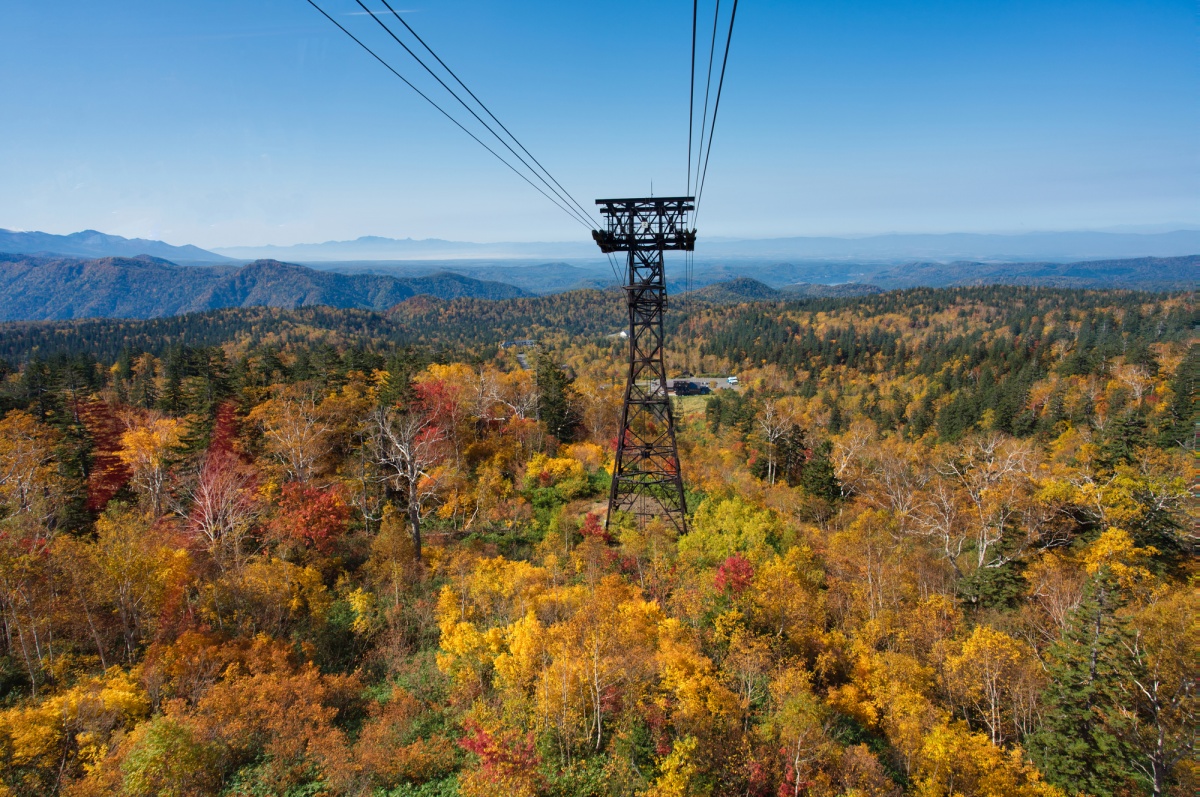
<box><xmin>727</xmin><ymin>375</ymin><xmax>739</xmax><ymax>385</ymax></box>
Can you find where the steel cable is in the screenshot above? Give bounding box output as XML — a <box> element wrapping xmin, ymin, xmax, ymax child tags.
<box><xmin>351</xmin><ymin>0</ymin><xmax>596</xmax><ymax>230</ymax></box>
<box><xmin>693</xmin><ymin>0</ymin><xmax>739</xmax><ymax>223</ymax></box>
<box><xmin>687</xmin><ymin>0</ymin><xmax>698</xmax><ymax>196</ymax></box>
<box><xmin>303</xmin><ymin>0</ymin><xmax>594</xmax><ymax>231</ymax></box>
<box><xmin>692</xmin><ymin>0</ymin><xmax>722</xmax><ymax>200</ymax></box>
<box><xmin>374</xmin><ymin>0</ymin><xmax>599</xmax><ymax>228</ymax></box>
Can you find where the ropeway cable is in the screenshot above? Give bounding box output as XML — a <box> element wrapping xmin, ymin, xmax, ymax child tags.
<box><xmin>693</xmin><ymin>0</ymin><xmax>739</xmax><ymax>223</ymax></box>
<box><xmin>351</xmin><ymin>0</ymin><xmax>597</xmax><ymax>231</ymax></box>
<box><xmin>687</xmin><ymin>0</ymin><xmax>698</xmax><ymax>197</ymax></box>
<box><xmin>304</xmin><ymin>0</ymin><xmax>594</xmax><ymax>232</ymax></box>
<box><xmin>355</xmin><ymin>0</ymin><xmax>623</xmax><ymax>291</ymax></box>
<box><xmin>374</xmin><ymin>0</ymin><xmax>599</xmax><ymax>229</ymax></box>
<box><xmin>359</xmin><ymin>0</ymin><xmax>622</xmax><ymax>285</ymax></box>
<box><xmin>691</xmin><ymin>0</ymin><xmax>722</xmax><ymax>198</ymax></box>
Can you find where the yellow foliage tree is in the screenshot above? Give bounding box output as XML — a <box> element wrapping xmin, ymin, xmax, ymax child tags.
<box><xmin>117</xmin><ymin>416</ymin><xmax>181</xmax><ymax>515</ymax></box>
<box><xmin>646</xmin><ymin>735</ymin><xmax>705</xmax><ymax>797</ymax></box>
<box><xmin>0</xmin><ymin>667</ymin><xmax>148</xmax><ymax>794</ymax></box>
<box><xmin>0</xmin><ymin>409</ymin><xmax>63</xmax><ymax>535</ymax></box>
<box><xmin>763</xmin><ymin>667</ymin><xmax>836</xmax><ymax>797</ymax></box>
<box><xmin>679</xmin><ymin>496</ymin><xmax>780</xmax><ymax>567</ymax></box>
<box><xmin>914</xmin><ymin>721</ymin><xmax>1062</xmax><ymax>797</ymax></box>
<box><xmin>55</xmin><ymin>507</ymin><xmax>190</xmax><ymax>666</ymax></box>
<box><xmin>749</xmin><ymin>546</ymin><xmax>825</xmax><ymax>653</ymax></box>
<box><xmin>943</xmin><ymin>624</ymin><xmax>1041</xmax><ymax>745</ymax></box>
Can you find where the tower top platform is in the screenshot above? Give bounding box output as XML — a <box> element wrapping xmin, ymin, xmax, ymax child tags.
<box><xmin>592</xmin><ymin>196</ymin><xmax>696</xmax><ymax>253</ymax></box>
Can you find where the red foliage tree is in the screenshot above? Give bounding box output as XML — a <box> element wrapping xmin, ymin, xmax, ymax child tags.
<box><xmin>77</xmin><ymin>399</ymin><xmax>131</xmax><ymax>512</ymax></box>
<box><xmin>459</xmin><ymin>719</ymin><xmax>544</xmax><ymax>797</ymax></box>
<box><xmin>414</xmin><ymin>379</ymin><xmax>464</xmax><ymax>433</ymax></box>
<box><xmin>716</xmin><ymin>553</ymin><xmax>755</xmax><ymax>596</ymax></box>
<box><xmin>208</xmin><ymin>401</ymin><xmax>240</xmax><ymax>456</ymax></box>
<box><xmin>272</xmin><ymin>483</ymin><xmax>350</xmax><ymax>554</ymax></box>
<box><xmin>580</xmin><ymin>512</ymin><xmax>612</xmax><ymax>543</ymax></box>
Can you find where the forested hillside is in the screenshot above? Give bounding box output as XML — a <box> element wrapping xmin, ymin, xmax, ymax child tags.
<box><xmin>680</xmin><ymin>276</ymin><xmax>884</xmax><ymax>302</ymax></box>
<box><xmin>674</xmin><ymin>254</ymin><xmax>1198</xmax><ymax>292</ymax></box>
<box><xmin>871</xmin><ymin>255</ymin><xmax>1199</xmax><ymax>291</ymax></box>
<box><xmin>0</xmin><ymin>254</ymin><xmax>527</xmax><ymax>321</ymax></box>
<box><xmin>0</xmin><ymin>286</ymin><xmax>1194</xmax><ymax>797</ymax></box>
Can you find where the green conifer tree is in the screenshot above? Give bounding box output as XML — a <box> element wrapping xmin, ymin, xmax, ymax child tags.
<box><xmin>1156</xmin><ymin>345</ymin><xmax>1196</xmax><ymax>450</ymax></box>
<box><xmin>798</xmin><ymin>440</ymin><xmax>842</xmax><ymax>501</ymax></box>
<box><xmin>1028</xmin><ymin>578</ymin><xmax>1136</xmax><ymax>797</ymax></box>
<box><xmin>535</xmin><ymin>353</ymin><xmax>579</xmax><ymax>443</ymax></box>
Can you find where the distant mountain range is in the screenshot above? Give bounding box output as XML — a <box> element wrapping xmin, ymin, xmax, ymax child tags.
<box><xmin>697</xmin><ymin>230</ymin><xmax>1200</xmax><ymax>261</ymax></box>
<box><xmin>0</xmin><ymin>227</ymin><xmax>1193</xmax><ymax>322</ymax></box>
<box><xmin>0</xmin><ymin>228</ymin><xmax>231</xmax><ymax>264</ymax></box>
<box><xmin>0</xmin><ymin>254</ymin><xmax>527</xmax><ymax>321</ymax></box>
<box><xmin>322</xmin><ymin>260</ymin><xmax>612</xmax><ymax>295</ymax></box>
<box><xmin>214</xmin><ymin>236</ymin><xmax>598</xmax><ymax>261</ymax></box>
<box><xmin>214</xmin><ymin>229</ymin><xmax>1200</xmax><ymax>263</ymax></box>
<box><xmin>0</xmin><ymin>250</ymin><xmax>1190</xmax><ymax>323</ymax></box>
<box><xmin>683</xmin><ymin>256</ymin><xmax>1196</xmax><ymax>296</ymax></box>
<box><xmin>675</xmin><ymin>254</ymin><xmax>1200</xmax><ymax>304</ymax></box>
<box><xmin>322</xmin><ymin>254</ymin><xmax>1199</xmax><ymax>296</ymax></box>
<box><xmin>4</xmin><ymin>226</ymin><xmax>1198</xmax><ymax>269</ymax></box>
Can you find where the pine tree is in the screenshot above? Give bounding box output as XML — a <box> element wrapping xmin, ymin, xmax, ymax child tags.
<box><xmin>1098</xmin><ymin>411</ymin><xmax>1147</xmax><ymax>470</ymax></box>
<box><xmin>1156</xmin><ymin>344</ymin><xmax>1197</xmax><ymax>450</ymax></box>
<box><xmin>827</xmin><ymin>399</ymin><xmax>844</xmax><ymax>434</ymax></box>
<box><xmin>535</xmin><ymin>354</ymin><xmax>579</xmax><ymax>443</ymax></box>
<box><xmin>771</xmin><ymin>422</ymin><xmax>808</xmax><ymax>486</ymax></box>
<box><xmin>1028</xmin><ymin>578</ymin><xmax>1136</xmax><ymax>797</ymax></box>
<box><xmin>799</xmin><ymin>440</ymin><xmax>842</xmax><ymax>501</ymax></box>
<box><xmin>158</xmin><ymin>347</ymin><xmax>185</xmax><ymax>415</ymax></box>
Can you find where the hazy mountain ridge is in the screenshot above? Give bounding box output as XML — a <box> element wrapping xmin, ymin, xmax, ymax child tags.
<box><xmin>680</xmin><ymin>256</ymin><xmax>1196</xmax><ymax>292</ymax></box>
<box><xmin>328</xmin><ymin>260</ymin><xmax>613</xmax><ymax>295</ymax></box>
<box><xmin>380</xmin><ymin>254</ymin><xmax>1196</xmax><ymax>295</ymax></box>
<box><xmin>214</xmin><ymin>236</ymin><xmax>598</xmax><ymax>261</ymax></box>
<box><xmin>698</xmin><ymin>229</ymin><xmax>1200</xmax><ymax>260</ymax></box>
<box><xmin>6</xmin><ymin>226</ymin><xmax>1197</xmax><ymax>271</ymax></box>
<box><xmin>0</xmin><ymin>228</ymin><xmax>231</xmax><ymax>263</ymax></box>
<box><xmin>213</xmin><ymin>229</ymin><xmax>1200</xmax><ymax>263</ymax></box>
<box><xmin>0</xmin><ymin>254</ymin><xmax>528</xmax><ymax>321</ymax></box>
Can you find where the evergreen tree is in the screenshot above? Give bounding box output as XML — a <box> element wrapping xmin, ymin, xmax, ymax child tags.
<box><xmin>827</xmin><ymin>398</ymin><xmax>844</xmax><ymax>434</ymax></box>
<box><xmin>774</xmin><ymin>423</ymin><xmax>809</xmax><ymax>486</ymax></box>
<box><xmin>799</xmin><ymin>439</ymin><xmax>842</xmax><ymax>501</ymax></box>
<box><xmin>1098</xmin><ymin>411</ymin><xmax>1147</xmax><ymax>470</ymax></box>
<box><xmin>1157</xmin><ymin>345</ymin><xmax>1197</xmax><ymax>450</ymax></box>
<box><xmin>1041</xmin><ymin>383</ymin><xmax>1068</xmax><ymax>436</ymax></box>
<box><xmin>535</xmin><ymin>353</ymin><xmax>579</xmax><ymax>443</ymax></box>
<box><xmin>1028</xmin><ymin>578</ymin><xmax>1136</xmax><ymax>797</ymax></box>
<box><xmin>131</xmin><ymin>358</ymin><xmax>158</xmax><ymax>410</ymax></box>
<box><xmin>158</xmin><ymin>347</ymin><xmax>185</xmax><ymax>415</ymax></box>
<box><xmin>909</xmin><ymin>390</ymin><xmax>937</xmax><ymax>438</ymax></box>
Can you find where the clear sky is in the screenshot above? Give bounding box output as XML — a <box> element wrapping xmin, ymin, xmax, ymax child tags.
<box><xmin>1</xmin><ymin>0</ymin><xmax>1196</xmax><ymax>248</ymax></box>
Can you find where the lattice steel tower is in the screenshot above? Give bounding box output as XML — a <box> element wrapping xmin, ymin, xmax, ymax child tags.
<box><xmin>593</xmin><ymin>197</ymin><xmax>696</xmax><ymax>533</ymax></box>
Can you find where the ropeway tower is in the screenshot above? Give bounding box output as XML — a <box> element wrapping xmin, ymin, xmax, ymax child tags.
<box><xmin>593</xmin><ymin>197</ymin><xmax>696</xmax><ymax>534</ymax></box>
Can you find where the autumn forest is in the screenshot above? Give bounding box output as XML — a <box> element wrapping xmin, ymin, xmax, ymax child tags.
<box><xmin>0</xmin><ymin>285</ymin><xmax>1194</xmax><ymax>797</ymax></box>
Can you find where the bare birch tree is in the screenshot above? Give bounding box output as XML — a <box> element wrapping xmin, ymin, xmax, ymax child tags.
<box><xmin>184</xmin><ymin>449</ymin><xmax>260</xmax><ymax>570</ymax></box>
<box><xmin>371</xmin><ymin>405</ymin><xmax>448</xmax><ymax>562</ymax></box>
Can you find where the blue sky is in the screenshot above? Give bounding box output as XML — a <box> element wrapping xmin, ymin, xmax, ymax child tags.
<box><xmin>1</xmin><ymin>0</ymin><xmax>1196</xmax><ymax>247</ymax></box>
